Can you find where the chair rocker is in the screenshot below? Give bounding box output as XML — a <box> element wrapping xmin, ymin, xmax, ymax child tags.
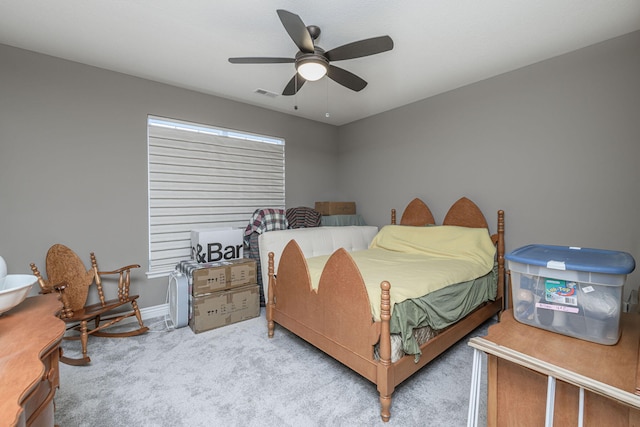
<box><xmin>30</xmin><ymin>244</ymin><xmax>149</xmax><ymax>365</ymax></box>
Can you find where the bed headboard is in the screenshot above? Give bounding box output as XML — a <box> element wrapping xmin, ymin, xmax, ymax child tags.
<box><xmin>258</xmin><ymin>226</ymin><xmax>379</xmax><ymax>302</ymax></box>
<box><xmin>261</xmin><ymin>197</ymin><xmax>503</xmax><ymax>310</ymax></box>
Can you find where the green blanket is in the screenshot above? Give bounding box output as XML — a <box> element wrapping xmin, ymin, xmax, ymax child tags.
<box><xmin>390</xmin><ymin>263</ymin><xmax>498</xmax><ymax>358</ymax></box>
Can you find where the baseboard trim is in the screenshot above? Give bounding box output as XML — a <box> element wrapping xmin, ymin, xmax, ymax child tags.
<box><xmin>105</xmin><ymin>303</ymin><xmax>170</xmax><ymax>326</ymax></box>
<box><xmin>141</xmin><ymin>303</ymin><xmax>170</xmax><ymax>321</ymax></box>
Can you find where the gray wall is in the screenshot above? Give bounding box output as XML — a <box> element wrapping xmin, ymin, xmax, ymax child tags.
<box><xmin>2</xmin><ymin>30</ymin><xmax>639</xmax><ymax>310</ymax></box>
<box><xmin>338</xmin><ymin>31</ymin><xmax>640</xmax><ymax>297</ymax></box>
<box><xmin>0</xmin><ymin>44</ymin><xmax>339</xmax><ymax>308</ymax></box>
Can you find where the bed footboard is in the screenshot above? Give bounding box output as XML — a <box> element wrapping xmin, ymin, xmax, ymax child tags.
<box><xmin>267</xmin><ymin>241</ymin><xmax>386</xmax><ymax>362</ymax></box>
<box><xmin>266</xmin><ymin>241</ymin><xmax>396</xmax><ymax>420</ymax></box>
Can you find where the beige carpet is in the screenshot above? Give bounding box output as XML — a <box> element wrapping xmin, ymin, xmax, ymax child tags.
<box><xmin>55</xmin><ymin>310</ymin><xmax>492</xmax><ymax>426</ymax></box>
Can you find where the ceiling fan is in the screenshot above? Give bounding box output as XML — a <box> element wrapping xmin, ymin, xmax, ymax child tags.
<box><xmin>228</xmin><ymin>9</ymin><xmax>394</xmax><ymax>96</ymax></box>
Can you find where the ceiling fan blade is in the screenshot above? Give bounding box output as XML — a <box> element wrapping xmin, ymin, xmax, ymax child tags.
<box><xmin>282</xmin><ymin>74</ymin><xmax>307</xmax><ymax>96</ymax></box>
<box><xmin>325</xmin><ymin>36</ymin><xmax>394</xmax><ymax>62</ymax></box>
<box><xmin>229</xmin><ymin>57</ymin><xmax>295</xmax><ymax>64</ymax></box>
<box><xmin>327</xmin><ymin>65</ymin><xmax>367</xmax><ymax>92</ymax></box>
<box><xmin>277</xmin><ymin>9</ymin><xmax>314</xmax><ymax>53</ymax></box>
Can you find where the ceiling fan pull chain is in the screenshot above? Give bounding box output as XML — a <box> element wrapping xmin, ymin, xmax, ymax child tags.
<box><xmin>325</xmin><ymin>76</ymin><xmax>330</xmax><ymax>118</ymax></box>
<box><xmin>294</xmin><ymin>74</ymin><xmax>299</xmax><ymax>110</ymax></box>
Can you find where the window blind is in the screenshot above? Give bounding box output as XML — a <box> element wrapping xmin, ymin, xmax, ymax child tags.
<box><xmin>147</xmin><ymin>116</ymin><xmax>285</xmax><ymax>277</ymax></box>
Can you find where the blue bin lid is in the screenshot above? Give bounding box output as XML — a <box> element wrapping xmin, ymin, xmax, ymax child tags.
<box><xmin>506</xmin><ymin>244</ymin><xmax>635</xmax><ymax>275</ymax></box>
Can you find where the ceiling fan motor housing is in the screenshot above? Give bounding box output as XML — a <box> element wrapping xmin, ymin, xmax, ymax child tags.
<box><xmin>295</xmin><ymin>48</ymin><xmax>329</xmax><ymax>81</ymax></box>
<box><xmin>306</xmin><ymin>25</ymin><xmax>321</xmax><ymax>41</ymax></box>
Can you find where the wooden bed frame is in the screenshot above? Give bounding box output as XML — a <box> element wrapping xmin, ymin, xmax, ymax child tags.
<box><xmin>266</xmin><ymin>197</ymin><xmax>505</xmax><ymax>421</ymax></box>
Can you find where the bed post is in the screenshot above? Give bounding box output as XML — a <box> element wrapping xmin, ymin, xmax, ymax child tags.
<box><xmin>267</xmin><ymin>252</ymin><xmax>275</xmax><ymax>338</ymax></box>
<box><xmin>391</xmin><ymin>209</ymin><xmax>396</xmax><ymax>225</ymax></box>
<box><xmin>377</xmin><ymin>281</ymin><xmax>393</xmax><ymax>422</ymax></box>
<box><xmin>497</xmin><ymin>210</ymin><xmax>505</xmax><ymax>314</ymax></box>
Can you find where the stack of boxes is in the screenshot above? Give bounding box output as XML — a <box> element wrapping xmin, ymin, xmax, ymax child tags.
<box><xmin>177</xmin><ymin>258</ymin><xmax>260</xmax><ymax>334</ymax></box>
<box><xmin>314</xmin><ymin>201</ymin><xmax>356</xmax><ymax>215</ymax></box>
<box><xmin>179</xmin><ymin>228</ymin><xmax>260</xmax><ymax>334</ymax></box>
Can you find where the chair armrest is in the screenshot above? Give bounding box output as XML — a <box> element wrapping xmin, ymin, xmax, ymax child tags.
<box><xmin>41</xmin><ymin>281</ymin><xmax>74</xmax><ymax>318</ymax></box>
<box><xmin>95</xmin><ymin>264</ymin><xmax>140</xmax><ymax>302</ymax></box>
<box><xmin>30</xmin><ymin>263</ymin><xmax>68</xmax><ymax>295</ymax></box>
<box><xmin>97</xmin><ymin>264</ymin><xmax>141</xmax><ymax>276</ymax></box>
<box><xmin>38</xmin><ymin>281</ymin><xmax>67</xmax><ymax>295</ymax></box>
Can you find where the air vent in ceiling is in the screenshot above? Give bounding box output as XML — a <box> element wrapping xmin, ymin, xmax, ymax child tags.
<box><xmin>254</xmin><ymin>88</ymin><xmax>279</xmax><ymax>98</ymax></box>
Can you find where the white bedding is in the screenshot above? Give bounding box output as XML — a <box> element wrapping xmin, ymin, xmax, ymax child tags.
<box><xmin>258</xmin><ymin>225</ymin><xmax>379</xmax><ymax>302</ymax></box>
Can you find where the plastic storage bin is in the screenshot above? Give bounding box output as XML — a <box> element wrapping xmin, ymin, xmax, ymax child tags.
<box><xmin>506</xmin><ymin>244</ymin><xmax>635</xmax><ymax>345</ymax></box>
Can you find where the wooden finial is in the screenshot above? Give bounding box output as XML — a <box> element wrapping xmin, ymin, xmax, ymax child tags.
<box><xmin>267</xmin><ymin>252</ymin><xmax>275</xmax><ymax>338</ymax></box>
<box><xmin>378</xmin><ymin>281</ymin><xmax>392</xmax><ymax>363</ymax></box>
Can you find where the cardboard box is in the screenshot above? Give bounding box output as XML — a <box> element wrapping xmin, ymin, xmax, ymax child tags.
<box><xmin>189</xmin><ymin>284</ymin><xmax>260</xmax><ymax>334</ymax></box>
<box><xmin>176</xmin><ymin>258</ymin><xmax>256</xmax><ymax>297</ymax></box>
<box><xmin>191</xmin><ymin>227</ymin><xmax>244</xmax><ymax>263</ymax></box>
<box><xmin>314</xmin><ymin>202</ymin><xmax>356</xmax><ymax>216</ymax></box>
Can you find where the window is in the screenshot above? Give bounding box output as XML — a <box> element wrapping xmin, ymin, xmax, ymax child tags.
<box><xmin>147</xmin><ymin>116</ymin><xmax>285</xmax><ymax>277</ymax></box>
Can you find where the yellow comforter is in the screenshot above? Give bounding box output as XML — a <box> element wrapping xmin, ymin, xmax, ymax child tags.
<box><xmin>306</xmin><ymin>225</ymin><xmax>496</xmax><ymax>320</ymax></box>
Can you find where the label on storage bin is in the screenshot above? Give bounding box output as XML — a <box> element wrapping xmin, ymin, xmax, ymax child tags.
<box><xmin>535</xmin><ymin>302</ymin><xmax>579</xmax><ymax>313</ymax></box>
<box><xmin>546</xmin><ymin>260</ymin><xmax>566</xmax><ymax>270</ymax></box>
<box><xmin>544</xmin><ymin>279</ymin><xmax>578</xmax><ymax>306</ymax></box>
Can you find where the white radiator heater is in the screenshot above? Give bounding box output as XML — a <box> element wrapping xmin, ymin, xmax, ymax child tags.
<box><xmin>166</xmin><ymin>271</ymin><xmax>189</xmax><ymax>329</ymax></box>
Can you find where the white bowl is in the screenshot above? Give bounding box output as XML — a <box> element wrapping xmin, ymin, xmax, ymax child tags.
<box><xmin>0</xmin><ymin>274</ymin><xmax>36</xmax><ymax>315</ymax></box>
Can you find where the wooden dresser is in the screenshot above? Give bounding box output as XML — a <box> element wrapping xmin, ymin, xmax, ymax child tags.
<box><xmin>0</xmin><ymin>294</ymin><xmax>65</xmax><ymax>427</ymax></box>
<box><xmin>468</xmin><ymin>310</ymin><xmax>640</xmax><ymax>426</ymax></box>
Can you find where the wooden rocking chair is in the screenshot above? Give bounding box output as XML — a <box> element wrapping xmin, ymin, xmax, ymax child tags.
<box><xmin>30</xmin><ymin>244</ymin><xmax>149</xmax><ymax>365</ymax></box>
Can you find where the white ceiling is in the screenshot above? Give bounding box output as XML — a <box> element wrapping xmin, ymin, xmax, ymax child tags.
<box><xmin>1</xmin><ymin>1</ymin><xmax>640</xmax><ymax>126</ymax></box>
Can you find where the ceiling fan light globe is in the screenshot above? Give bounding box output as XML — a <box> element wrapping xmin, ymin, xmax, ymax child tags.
<box><xmin>296</xmin><ymin>61</ymin><xmax>327</xmax><ymax>81</ymax></box>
